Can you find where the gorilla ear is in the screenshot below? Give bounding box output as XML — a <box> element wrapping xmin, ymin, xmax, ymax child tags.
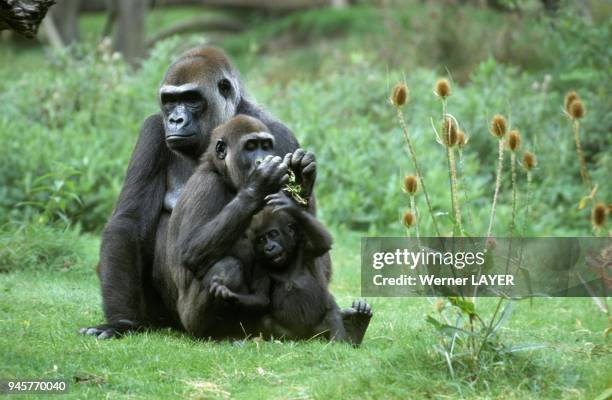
<box><xmin>215</xmin><ymin>140</ymin><xmax>227</xmax><ymax>160</ymax></box>
<box><xmin>218</xmin><ymin>78</ymin><xmax>233</xmax><ymax>98</ymax></box>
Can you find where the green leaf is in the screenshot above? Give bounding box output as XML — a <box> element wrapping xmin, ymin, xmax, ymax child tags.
<box><xmin>448</xmin><ymin>297</ymin><xmax>476</xmax><ymax>317</ymax></box>
<box><xmin>426</xmin><ymin>315</ymin><xmax>474</xmax><ymax>337</ymax></box>
<box><xmin>501</xmin><ymin>343</ymin><xmax>547</xmax><ymax>354</ymax></box>
<box><xmin>491</xmin><ymin>301</ymin><xmax>513</xmax><ymax>335</ymax></box>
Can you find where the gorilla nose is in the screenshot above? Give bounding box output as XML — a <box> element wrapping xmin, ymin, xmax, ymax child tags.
<box><xmin>169</xmin><ymin>115</ymin><xmax>183</xmax><ymax>124</ymax></box>
<box><xmin>169</xmin><ymin>116</ymin><xmax>185</xmax><ymax>129</ymax></box>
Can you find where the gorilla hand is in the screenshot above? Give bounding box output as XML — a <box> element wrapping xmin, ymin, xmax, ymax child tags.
<box><xmin>209</xmin><ymin>279</ymin><xmax>238</xmax><ymax>303</ymax></box>
<box><xmin>244</xmin><ymin>155</ymin><xmax>288</xmax><ymax>202</ymax></box>
<box><xmin>284</xmin><ymin>149</ymin><xmax>316</xmax><ymax>199</ymax></box>
<box><xmin>265</xmin><ymin>191</ymin><xmax>300</xmax><ymax>215</ymax></box>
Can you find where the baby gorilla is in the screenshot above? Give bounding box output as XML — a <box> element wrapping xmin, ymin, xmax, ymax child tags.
<box><xmin>210</xmin><ymin>191</ymin><xmax>371</xmax><ymax>345</ymax></box>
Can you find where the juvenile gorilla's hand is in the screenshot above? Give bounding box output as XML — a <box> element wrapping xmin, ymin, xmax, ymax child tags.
<box><xmin>209</xmin><ymin>279</ymin><xmax>237</xmax><ymax>303</ymax></box>
<box><xmin>284</xmin><ymin>149</ymin><xmax>316</xmax><ymax>198</ymax></box>
<box><xmin>245</xmin><ymin>155</ymin><xmax>288</xmax><ymax>200</ymax></box>
<box><xmin>265</xmin><ymin>191</ymin><xmax>299</xmax><ymax>215</ymax></box>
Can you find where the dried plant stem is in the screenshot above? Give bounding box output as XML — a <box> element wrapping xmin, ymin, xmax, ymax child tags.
<box><xmin>509</xmin><ymin>152</ymin><xmax>518</xmax><ymax>236</ymax></box>
<box><xmin>396</xmin><ymin>107</ymin><xmax>441</xmax><ymax>236</ymax></box>
<box><xmin>572</xmin><ymin>120</ymin><xmax>592</xmax><ymax>190</ymax></box>
<box><xmin>523</xmin><ymin>170</ymin><xmax>533</xmax><ymax>236</ymax></box>
<box><xmin>475</xmin><ymin>296</ymin><xmax>505</xmax><ymax>360</ymax></box>
<box><xmin>442</xmin><ymin>99</ymin><xmax>462</xmax><ymax>235</ymax></box>
<box><xmin>486</xmin><ymin>139</ymin><xmax>504</xmax><ymax>239</ymax></box>
<box><xmin>447</xmin><ymin>147</ymin><xmax>463</xmax><ymax>235</ymax></box>
<box><xmin>458</xmin><ymin>149</ymin><xmax>474</xmax><ymax>226</ymax></box>
<box><xmin>410</xmin><ymin>195</ymin><xmax>420</xmax><ymax>239</ymax></box>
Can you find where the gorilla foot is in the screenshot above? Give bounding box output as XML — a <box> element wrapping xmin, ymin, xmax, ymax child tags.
<box><xmin>79</xmin><ymin>319</ymin><xmax>140</xmax><ymax>339</ymax></box>
<box><xmin>341</xmin><ymin>299</ymin><xmax>372</xmax><ymax>346</ymax></box>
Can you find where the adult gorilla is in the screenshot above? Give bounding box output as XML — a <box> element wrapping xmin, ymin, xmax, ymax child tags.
<box><xmin>80</xmin><ymin>47</ymin><xmax>313</xmax><ymax>339</ymax></box>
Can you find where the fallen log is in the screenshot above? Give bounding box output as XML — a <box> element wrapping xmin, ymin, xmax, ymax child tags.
<box><xmin>0</xmin><ymin>0</ymin><xmax>55</xmax><ymax>38</ymax></box>
<box><xmin>145</xmin><ymin>16</ymin><xmax>244</xmax><ymax>47</ymax></box>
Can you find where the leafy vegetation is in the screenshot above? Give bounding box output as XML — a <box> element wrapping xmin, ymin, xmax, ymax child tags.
<box><xmin>0</xmin><ymin>4</ymin><xmax>609</xmax><ymax>235</ymax></box>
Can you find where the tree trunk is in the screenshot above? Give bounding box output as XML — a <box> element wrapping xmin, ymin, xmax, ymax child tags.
<box><xmin>49</xmin><ymin>0</ymin><xmax>80</xmax><ymax>44</ymax></box>
<box><xmin>112</xmin><ymin>0</ymin><xmax>148</xmax><ymax>65</ymax></box>
<box><xmin>330</xmin><ymin>0</ymin><xmax>347</xmax><ymax>8</ymax></box>
<box><xmin>0</xmin><ymin>0</ymin><xmax>56</xmax><ymax>38</ymax></box>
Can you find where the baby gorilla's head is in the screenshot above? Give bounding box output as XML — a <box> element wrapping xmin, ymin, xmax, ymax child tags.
<box><xmin>250</xmin><ymin>208</ymin><xmax>298</xmax><ymax>268</ymax></box>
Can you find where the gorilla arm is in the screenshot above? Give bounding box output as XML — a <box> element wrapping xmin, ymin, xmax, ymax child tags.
<box><xmin>94</xmin><ymin>114</ymin><xmax>169</xmax><ymax>334</ymax></box>
<box><xmin>175</xmin><ymin>156</ymin><xmax>288</xmax><ymax>275</ymax></box>
<box><xmin>173</xmin><ymin>173</ymin><xmax>259</xmax><ymax>274</ymax></box>
<box><xmin>209</xmin><ymin>265</ymin><xmax>271</xmax><ymax>312</ymax></box>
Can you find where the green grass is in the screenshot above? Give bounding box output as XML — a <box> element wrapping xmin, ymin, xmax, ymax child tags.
<box><xmin>1</xmin><ymin>232</ymin><xmax>610</xmax><ymax>399</ymax></box>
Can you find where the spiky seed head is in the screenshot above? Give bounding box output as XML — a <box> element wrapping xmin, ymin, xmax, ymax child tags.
<box><xmin>569</xmin><ymin>99</ymin><xmax>585</xmax><ymax>119</ymax></box>
<box><xmin>508</xmin><ymin>130</ymin><xmax>521</xmax><ymax>152</ymax></box>
<box><xmin>457</xmin><ymin>130</ymin><xmax>466</xmax><ymax>147</ymax></box>
<box><xmin>592</xmin><ymin>202</ymin><xmax>607</xmax><ymax>227</ymax></box>
<box><xmin>490</xmin><ymin>114</ymin><xmax>507</xmax><ymax>139</ymax></box>
<box><xmin>442</xmin><ymin>117</ymin><xmax>458</xmax><ymax>147</ymax></box>
<box><xmin>523</xmin><ymin>151</ymin><xmax>536</xmax><ymax>170</ymax></box>
<box><xmin>435</xmin><ymin>78</ymin><xmax>451</xmax><ymax>99</ymax></box>
<box><xmin>402</xmin><ymin>211</ymin><xmax>415</xmax><ymax>228</ymax></box>
<box><xmin>564</xmin><ymin>91</ymin><xmax>578</xmax><ymax>113</ymax></box>
<box><xmin>391</xmin><ymin>83</ymin><xmax>408</xmax><ymax>107</ymax></box>
<box><xmin>403</xmin><ymin>175</ymin><xmax>418</xmax><ymax>194</ymax></box>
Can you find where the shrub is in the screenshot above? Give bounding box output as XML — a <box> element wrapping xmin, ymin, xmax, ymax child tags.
<box><xmin>0</xmin><ymin>223</ymin><xmax>97</xmax><ymax>273</ymax></box>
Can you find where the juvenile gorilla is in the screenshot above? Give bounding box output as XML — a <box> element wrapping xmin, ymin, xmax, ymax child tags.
<box><xmin>165</xmin><ymin>115</ymin><xmax>296</xmax><ymax>337</ymax></box>
<box><xmin>211</xmin><ymin>195</ymin><xmax>371</xmax><ymax>344</ymax></box>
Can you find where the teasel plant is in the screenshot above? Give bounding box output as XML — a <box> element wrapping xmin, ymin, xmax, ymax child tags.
<box><xmin>433</xmin><ymin>78</ymin><xmax>463</xmax><ymax>236</ymax></box>
<box><xmin>591</xmin><ymin>202</ymin><xmax>607</xmax><ymax>236</ymax></box>
<box><xmin>402</xmin><ymin>210</ymin><xmax>415</xmax><ymax>237</ymax></box>
<box><xmin>403</xmin><ymin>175</ymin><xmax>420</xmax><ymax>239</ymax></box>
<box><xmin>417</xmin><ymin>96</ymin><xmax>548</xmax><ymax>379</ymax></box>
<box><xmin>507</xmin><ymin>130</ymin><xmax>521</xmax><ymax>236</ymax></box>
<box><xmin>564</xmin><ymin>91</ymin><xmax>592</xmax><ymax>191</ymax></box>
<box><xmin>391</xmin><ymin>82</ymin><xmax>441</xmax><ymax>236</ymax></box>
<box><xmin>486</xmin><ymin>114</ymin><xmax>508</xmax><ymax>239</ymax></box>
<box><xmin>521</xmin><ymin>151</ymin><xmax>536</xmax><ymax>235</ymax></box>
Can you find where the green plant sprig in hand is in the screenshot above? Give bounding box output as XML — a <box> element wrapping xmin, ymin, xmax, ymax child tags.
<box><xmin>282</xmin><ymin>169</ymin><xmax>308</xmax><ymax>206</ymax></box>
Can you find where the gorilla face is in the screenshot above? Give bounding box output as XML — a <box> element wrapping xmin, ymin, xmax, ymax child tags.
<box><xmin>221</xmin><ymin>131</ymin><xmax>276</xmax><ymax>190</ymax></box>
<box><xmin>252</xmin><ymin>213</ymin><xmax>298</xmax><ymax>269</ymax></box>
<box><xmin>159</xmin><ymin>50</ymin><xmax>242</xmax><ymax>158</ymax></box>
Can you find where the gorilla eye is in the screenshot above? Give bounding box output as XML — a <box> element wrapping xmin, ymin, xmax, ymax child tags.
<box><xmin>245</xmin><ymin>140</ymin><xmax>257</xmax><ymax>151</ymax></box>
<box><xmin>257</xmin><ymin>236</ymin><xmax>266</xmax><ymax>244</ymax></box>
<box><xmin>261</xmin><ymin>140</ymin><xmax>272</xmax><ymax>150</ymax></box>
<box><xmin>218</xmin><ymin>79</ymin><xmax>232</xmax><ymax>98</ymax></box>
<box><xmin>269</xmin><ymin>230</ymin><xmax>279</xmax><ymax>239</ymax></box>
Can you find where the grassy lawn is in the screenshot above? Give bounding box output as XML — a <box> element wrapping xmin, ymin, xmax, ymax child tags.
<box><xmin>1</xmin><ymin>232</ymin><xmax>609</xmax><ymax>399</ymax></box>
